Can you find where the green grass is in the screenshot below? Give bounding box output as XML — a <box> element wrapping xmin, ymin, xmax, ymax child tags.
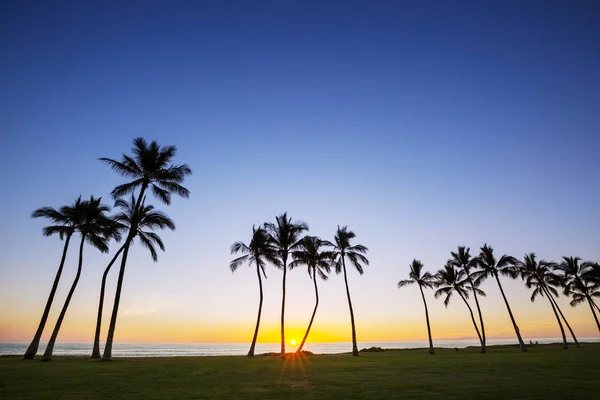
<box><xmin>1</xmin><ymin>343</ymin><xmax>598</xmax><ymax>399</ymax></box>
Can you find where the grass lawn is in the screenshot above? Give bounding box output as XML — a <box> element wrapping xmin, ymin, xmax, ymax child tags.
<box><xmin>1</xmin><ymin>343</ymin><xmax>598</xmax><ymax>399</ymax></box>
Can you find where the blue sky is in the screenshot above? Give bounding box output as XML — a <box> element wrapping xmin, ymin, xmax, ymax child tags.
<box><xmin>1</xmin><ymin>1</ymin><xmax>599</xmax><ymax>344</ymax></box>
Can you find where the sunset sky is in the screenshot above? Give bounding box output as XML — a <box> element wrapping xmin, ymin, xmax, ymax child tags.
<box><xmin>1</xmin><ymin>1</ymin><xmax>599</xmax><ymax>346</ymax></box>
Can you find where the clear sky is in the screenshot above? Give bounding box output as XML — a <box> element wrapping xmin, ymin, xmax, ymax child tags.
<box><xmin>1</xmin><ymin>0</ymin><xmax>599</xmax><ymax>345</ymax></box>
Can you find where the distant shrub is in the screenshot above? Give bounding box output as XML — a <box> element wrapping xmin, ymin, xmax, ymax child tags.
<box><xmin>360</xmin><ymin>346</ymin><xmax>385</xmax><ymax>353</ymax></box>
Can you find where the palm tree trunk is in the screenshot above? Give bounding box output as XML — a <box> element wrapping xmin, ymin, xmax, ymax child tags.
<box><xmin>457</xmin><ymin>291</ymin><xmax>484</xmax><ymax>349</ymax></box>
<box><xmin>41</xmin><ymin>235</ymin><xmax>85</xmax><ymax>361</ymax></box>
<box><xmin>544</xmin><ymin>291</ymin><xmax>568</xmax><ymax>349</ymax></box>
<box><xmin>297</xmin><ymin>267</ymin><xmax>319</xmax><ymax>354</ymax></box>
<box><xmin>247</xmin><ymin>261</ymin><xmax>264</xmax><ymax>357</ymax></box>
<box><xmin>418</xmin><ymin>285</ymin><xmax>434</xmax><ymax>355</ymax></box>
<box><xmin>24</xmin><ymin>233</ymin><xmax>72</xmax><ymax>359</ymax></box>
<box><xmin>467</xmin><ymin>276</ymin><xmax>486</xmax><ymax>353</ymax></box>
<box><xmin>545</xmin><ymin>288</ymin><xmax>580</xmax><ymax>348</ymax></box>
<box><xmin>341</xmin><ymin>258</ymin><xmax>359</xmax><ymax>356</ymax></box>
<box><xmin>280</xmin><ymin>255</ymin><xmax>287</xmax><ymax>358</ymax></box>
<box><xmin>494</xmin><ymin>273</ymin><xmax>527</xmax><ymax>351</ymax></box>
<box><xmin>102</xmin><ymin>186</ymin><xmax>146</xmax><ymax>361</ymax></box>
<box><xmin>91</xmin><ymin>245</ymin><xmax>125</xmax><ymax>358</ymax></box>
<box><xmin>586</xmin><ymin>295</ymin><xmax>600</xmax><ymax>333</ymax></box>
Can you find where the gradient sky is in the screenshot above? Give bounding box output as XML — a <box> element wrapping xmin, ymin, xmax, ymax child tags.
<box><xmin>1</xmin><ymin>1</ymin><xmax>599</xmax><ymax>346</ymax></box>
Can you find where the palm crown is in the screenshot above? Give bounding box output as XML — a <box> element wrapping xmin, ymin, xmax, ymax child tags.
<box><xmin>434</xmin><ymin>262</ymin><xmax>484</xmax><ymax>307</ymax></box>
<box><xmin>326</xmin><ymin>226</ymin><xmax>369</xmax><ymax>274</ymax></box>
<box><xmin>474</xmin><ymin>244</ymin><xmax>518</xmax><ymax>280</ymax></box>
<box><xmin>399</xmin><ymin>259</ymin><xmax>435</xmax><ymax>289</ymax></box>
<box><xmin>290</xmin><ymin>236</ymin><xmax>334</xmax><ymax>280</ymax></box>
<box><xmin>99</xmin><ymin>137</ymin><xmax>192</xmax><ymax>205</ymax></box>
<box><xmin>230</xmin><ymin>226</ymin><xmax>281</xmax><ymax>276</ymax></box>
<box><xmin>264</xmin><ymin>212</ymin><xmax>309</xmax><ymax>265</ymax></box>
<box><xmin>516</xmin><ymin>253</ymin><xmax>560</xmax><ymax>302</ymax></box>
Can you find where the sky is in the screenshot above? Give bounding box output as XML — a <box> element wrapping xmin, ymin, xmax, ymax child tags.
<box><xmin>1</xmin><ymin>0</ymin><xmax>599</xmax><ymax>347</ymax></box>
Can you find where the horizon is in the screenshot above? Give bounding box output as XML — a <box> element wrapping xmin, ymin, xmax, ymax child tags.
<box><xmin>1</xmin><ymin>1</ymin><xmax>599</xmax><ymax>348</ymax></box>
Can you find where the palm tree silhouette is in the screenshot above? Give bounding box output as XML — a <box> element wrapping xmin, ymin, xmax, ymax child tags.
<box><xmin>325</xmin><ymin>226</ymin><xmax>369</xmax><ymax>356</ymax></box>
<box><xmin>290</xmin><ymin>236</ymin><xmax>334</xmax><ymax>354</ymax></box>
<box><xmin>450</xmin><ymin>246</ymin><xmax>486</xmax><ymax>353</ymax></box>
<box><xmin>230</xmin><ymin>226</ymin><xmax>280</xmax><ymax>357</ymax></box>
<box><xmin>398</xmin><ymin>259</ymin><xmax>436</xmax><ymax>355</ymax></box>
<box><xmin>264</xmin><ymin>213</ymin><xmax>308</xmax><ymax>357</ymax></box>
<box><xmin>24</xmin><ymin>197</ymin><xmax>92</xmax><ymax>359</ymax></box>
<box><xmin>556</xmin><ymin>257</ymin><xmax>600</xmax><ymax>333</ymax></box>
<box><xmin>517</xmin><ymin>254</ymin><xmax>579</xmax><ymax>349</ymax></box>
<box><xmin>434</xmin><ymin>262</ymin><xmax>485</xmax><ymax>352</ymax></box>
<box><xmin>91</xmin><ymin>195</ymin><xmax>174</xmax><ymax>358</ymax></box>
<box><xmin>582</xmin><ymin>262</ymin><xmax>600</xmax><ymax>313</ymax></box>
<box><xmin>41</xmin><ymin>196</ymin><xmax>116</xmax><ymax>361</ymax></box>
<box><xmin>473</xmin><ymin>244</ymin><xmax>526</xmax><ymax>351</ymax></box>
<box><xmin>99</xmin><ymin>137</ymin><xmax>191</xmax><ymax>361</ymax></box>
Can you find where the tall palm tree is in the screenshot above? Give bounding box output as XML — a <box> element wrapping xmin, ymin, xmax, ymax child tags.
<box><xmin>91</xmin><ymin>195</ymin><xmax>174</xmax><ymax>358</ymax></box>
<box><xmin>434</xmin><ymin>262</ymin><xmax>485</xmax><ymax>352</ymax></box>
<box><xmin>325</xmin><ymin>226</ymin><xmax>369</xmax><ymax>356</ymax></box>
<box><xmin>517</xmin><ymin>254</ymin><xmax>577</xmax><ymax>349</ymax></box>
<box><xmin>264</xmin><ymin>212</ymin><xmax>308</xmax><ymax>357</ymax></box>
<box><xmin>398</xmin><ymin>259</ymin><xmax>436</xmax><ymax>355</ymax></box>
<box><xmin>41</xmin><ymin>196</ymin><xmax>116</xmax><ymax>361</ymax></box>
<box><xmin>290</xmin><ymin>236</ymin><xmax>334</xmax><ymax>354</ymax></box>
<box><xmin>556</xmin><ymin>257</ymin><xmax>600</xmax><ymax>333</ymax></box>
<box><xmin>100</xmin><ymin>137</ymin><xmax>191</xmax><ymax>361</ymax></box>
<box><xmin>473</xmin><ymin>244</ymin><xmax>526</xmax><ymax>351</ymax></box>
<box><xmin>450</xmin><ymin>246</ymin><xmax>486</xmax><ymax>353</ymax></box>
<box><xmin>24</xmin><ymin>197</ymin><xmax>85</xmax><ymax>359</ymax></box>
<box><xmin>230</xmin><ymin>226</ymin><xmax>280</xmax><ymax>356</ymax></box>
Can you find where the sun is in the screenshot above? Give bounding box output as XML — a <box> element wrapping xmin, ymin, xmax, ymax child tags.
<box><xmin>290</xmin><ymin>339</ymin><xmax>297</xmax><ymax>346</ymax></box>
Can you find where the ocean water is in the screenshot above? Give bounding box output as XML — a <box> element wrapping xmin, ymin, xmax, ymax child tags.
<box><xmin>2</xmin><ymin>338</ymin><xmax>598</xmax><ymax>357</ymax></box>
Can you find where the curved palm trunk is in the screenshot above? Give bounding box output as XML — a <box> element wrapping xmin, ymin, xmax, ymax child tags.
<box><xmin>102</xmin><ymin>242</ymin><xmax>131</xmax><ymax>361</ymax></box>
<box><xmin>247</xmin><ymin>261</ymin><xmax>264</xmax><ymax>357</ymax></box>
<box><xmin>544</xmin><ymin>292</ymin><xmax>568</xmax><ymax>349</ymax></box>
<box><xmin>586</xmin><ymin>296</ymin><xmax>600</xmax><ymax>333</ymax></box>
<box><xmin>297</xmin><ymin>267</ymin><xmax>319</xmax><ymax>354</ymax></box>
<box><xmin>41</xmin><ymin>235</ymin><xmax>85</xmax><ymax>361</ymax></box>
<box><xmin>24</xmin><ymin>234</ymin><xmax>72</xmax><ymax>359</ymax></box>
<box><xmin>341</xmin><ymin>258</ymin><xmax>359</xmax><ymax>356</ymax></box>
<box><xmin>102</xmin><ymin>187</ymin><xmax>146</xmax><ymax>361</ymax></box>
<box><xmin>545</xmin><ymin>288</ymin><xmax>580</xmax><ymax>348</ymax></box>
<box><xmin>494</xmin><ymin>273</ymin><xmax>527</xmax><ymax>351</ymax></box>
<box><xmin>280</xmin><ymin>256</ymin><xmax>288</xmax><ymax>358</ymax></box>
<box><xmin>418</xmin><ymin>285</ymin><xmax>434</xmax><ymax>355</ymax></box>
<box><xmin>91</xmin><ymin>245</ymin><xmax>125</xmax><ymax>358</ymax></box>
<box><xmin>457</xmin><ymin>291</ymin><xmax>484</xmax><ymax>350</ymax></box>
<box><xmin>467</xmin><ymin>276</ymin><xmax>486</xmax><ymax>353</ymax></box>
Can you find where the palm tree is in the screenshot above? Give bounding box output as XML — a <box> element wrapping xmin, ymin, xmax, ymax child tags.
<box><xmin>434</xmin><ymin>262</ymin><xmax>485</xmax><ymax>352</ymax></box>
<box><xmin>398</xmin><ymin>259</ymin><xmax>436</xmax><ymax>355</ymax></box>
<box><xmin>41</xmin><ymin>196</ymin><xmax>116</xmax><ymax>361</ymax></box>
<box><xmin>24</xmin><ymin>197</ymin><xmax>86</xmax><ymax>359</ymax></box>
<box><xmin>473</xmin><ymin>244</ymin><xmax>526</xmax><ymax>351</ymax></box>
<box><xmin>264</xmin><ymin>212</ymin><xmax>308</xmax><ymax>357</ymax></box>
<box><xmin>325</xmin><ymin>226</ymin><xmax>369</xmax><ymax>356</ymax></box>
<box><xmin>583</xmin><ymin>262</ymin><xmax>600</xmax><ymax>313</ymax></box>
<box><xmin>230</xmin><ymin>226</ymin><xmax>280</xmax><ymax>356</ymax></box>
<box><xmin>100</xmin><ymin>137</ymin><xmax>191</xmax><ymax>361</ymax></box>
<box><xmin>556</xmin><ymin>257</ymin><xmax>600</xmax><ymax>333</ymax></box>
<box><xmin>450</xmin><ymin>246</ymin><xmax>486</xmax><ymax>353</ymax></box>
<box><xmin>91</xmin><ymin>195</ymin><xmax>174</xmax><ymax>358</ymax></box>
<box><xmin>517</xmin><ymin>254</ymin><xmax>577</xmax><ymax>349</ymax></box>
<box><xmin>290</xmin><ymin>236</ymin><xmax>334</xmax><ymax>354</ymax></box>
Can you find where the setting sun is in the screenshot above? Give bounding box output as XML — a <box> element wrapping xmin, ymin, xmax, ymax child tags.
<box><xmin>290</xmin><ymin>339</ymin><xmax>297</xmax><ymax>346</ymax></box>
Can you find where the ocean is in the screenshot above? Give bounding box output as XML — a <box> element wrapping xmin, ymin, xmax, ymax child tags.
<box><xmin>2</xmin><ymin>338</ymin><xmax>598</xmax><ymax>357</ymax></box>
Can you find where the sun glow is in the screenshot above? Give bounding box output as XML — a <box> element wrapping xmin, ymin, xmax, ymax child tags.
<box><xmin>290</xmin><ymin>339</ymin><xmax>297</xmax><ymax>346</ymax></box>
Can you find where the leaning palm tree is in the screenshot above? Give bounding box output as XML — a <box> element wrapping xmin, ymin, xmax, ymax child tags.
<box><xmin>451</xmin><ymin>246</ymin><xmax>486</xmax><ymax>353</ymax></box>
<box><xmin>434</xmin><ymin>262</ymin><xmax>485</xmax><ymax>352</ymax></box>
<box><xmin>517</xmin><ymin>254</ymin><xmax>577</xmax><ymax>349</ymax></box>
<box><xmin>24</xmin><ymin>197</ymin><xmax>86</xmax><ymax>359</ymax></box>
<box><xmin>473</xmin><ymin>244</ymin><xmax>526</xmax><ymax>351</ymax></box>
<box><xmin>325</xmin><ymin>226</ymin><xmax>369</xmax><ymax>356</ymax></box>
<box><xmin>556</xmin><ymin>257</ymin><xmax>600</xmax><ymax>333</ymax></box>
<box><xmin>290</xmin><ymin>236</ymin><xmax>334</xmax><ymax>353</ymax></box>
<box><xmin>100</xmin><ymin>137</ymin><xmax>191</xmax><ymax>361</ymax></box>
<box><xmin>398</xmin><ymin>259</ymin><xmax>436</xmax><ymax>355</ymax></box>
<box><xmin>230</xmin><ymin>226</ymin><xmax>280</xmax><ymax>356</ymax></box>
<box><xmin>41</xmin><ymin>196</ymin><xmax>116</xmax><ymax>361</ymax></box>
<box><xmin>264</xmin><ymin>212</ymin><xmax>308</xmax><ymax>357</ymax></box>
<box><xmin>91</xmin><ymin>195</ymin><xmax>174</xmax><ymax>358</ymax></box>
